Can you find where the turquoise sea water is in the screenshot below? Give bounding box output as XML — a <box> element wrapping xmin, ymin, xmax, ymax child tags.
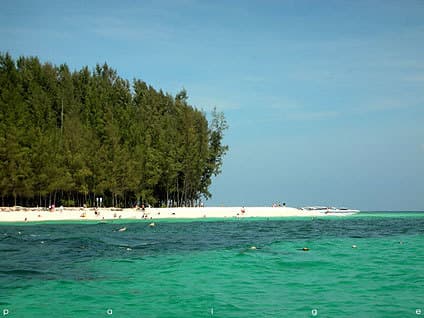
<box><xmin>1</xmin><ymin>212</ymin><xmax>424</xmax><ymax>317</ymax></box>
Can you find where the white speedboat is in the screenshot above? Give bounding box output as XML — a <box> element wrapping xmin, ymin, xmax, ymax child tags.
<box><xmin>327</xmin><ymin>207</ymin><xmax>359</xmax><ymax>213</ymax></box>
<box><xmin>300</xmin><ymin>206</ymin><xmax>359</xmax><ymax>214</ymax></box>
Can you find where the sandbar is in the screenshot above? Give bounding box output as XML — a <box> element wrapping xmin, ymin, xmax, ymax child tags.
<box><xmin>0</xmin><ymin>206</ymin><xmax>355</xmax><ymax>223</ymax></box>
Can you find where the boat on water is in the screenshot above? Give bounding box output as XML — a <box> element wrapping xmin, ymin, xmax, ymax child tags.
<box><xmin>300</xmin><ymin>206</ymin><xmax>360</xmax><ymax>214</ymax></box>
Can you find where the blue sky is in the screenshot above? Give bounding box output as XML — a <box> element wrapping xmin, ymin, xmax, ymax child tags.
<box><xmin>1</xmin><ymin>0</ymin><xmax>423</xmax><ymax>210</ymax></box>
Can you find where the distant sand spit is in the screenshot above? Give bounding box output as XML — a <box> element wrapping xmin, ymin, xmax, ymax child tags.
<box><xmin>0</xmin><ymin>206</ymin><xmax>344</xmax><ymax>222</ymax></box>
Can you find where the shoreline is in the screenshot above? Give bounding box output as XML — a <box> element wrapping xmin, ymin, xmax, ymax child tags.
<box><xmin>0</xmin><ymin>206</ymin><xmax>353</xmax><ymax>223</ymax></box>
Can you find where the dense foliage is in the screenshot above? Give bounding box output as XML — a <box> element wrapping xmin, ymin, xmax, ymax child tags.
<box><xmin>0</xmin><ymin>53</ymin><xmax>228</xmax><ymax>207</ymax></box>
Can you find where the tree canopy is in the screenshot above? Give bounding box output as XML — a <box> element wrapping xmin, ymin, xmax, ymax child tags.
<box><xmin>0</xmin><ymin>53</ymin><xmax>228</xmax><ymax>207</ymax></box>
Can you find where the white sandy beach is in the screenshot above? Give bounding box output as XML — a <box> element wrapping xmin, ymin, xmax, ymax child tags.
<box><xmin>0</xmin><ymin>206</ymin><xmax>349</xmax><ymax>222</ymax></box>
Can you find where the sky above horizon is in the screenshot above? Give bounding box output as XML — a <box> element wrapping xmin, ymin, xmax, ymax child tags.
<box><xmin>1</xmin><ymin>0</ymin><xmax>423</xmax><ymax>210</ymax></box>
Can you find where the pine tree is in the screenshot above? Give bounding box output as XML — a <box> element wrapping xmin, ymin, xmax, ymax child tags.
<box><xmin>0</xmin><ymin>53</ymin><xmax>228</xmax><ymax>207</ymax></box>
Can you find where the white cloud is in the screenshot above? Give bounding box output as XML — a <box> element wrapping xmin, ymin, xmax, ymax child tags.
<box><xmin>268</xmin><ymin>97</ymin><xmax>302</xmax><ymax>111</ymax></box>
<box><xmin>403</xmin><ymin>75</ymin><xmax>424</xmax><ymax>83</ymax></box>
<box><xmin>286</xmin><ymin>110</ymin><xmax>339</xmax><ymax>121</ymax></box>
<box><xmin>256</xmin><ymin>97</ymin><xmax>341</xmax><ymax>123</ymax></box>
<box><xmin>190</xmin><ymin>96</ymin><xmax>240</xmax><ymax>112</ymax></box>
<box><xmin>266</xmin><ymin>96</ymin><xmax>340</xmax><ymax>121</ymax></box>
<box><xmin>86</xmin><ymin>16</ymin><xmax>174</xmax><ymax>42</ymax></box>
<box><xmin>242</xmin><ymin>75</ymin><xmax>266</xmax><ymax>83</ymax></box>
<box><xmin>358</xmin><ymin>96</ymin><xmax>424</xmax><ymax>113</ymax></box>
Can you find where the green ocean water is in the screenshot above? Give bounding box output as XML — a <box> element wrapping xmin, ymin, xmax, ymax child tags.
<box><xmin>1</xmin><ymin>212</ymin><xmax>424</xmax><ymax>317</ymax></box>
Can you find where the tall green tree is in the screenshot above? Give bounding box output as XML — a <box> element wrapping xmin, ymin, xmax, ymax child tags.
<box><xmin>0</xmin><ymin>53</ymin><xmax>228</xmax><ymax>207</ymax></box>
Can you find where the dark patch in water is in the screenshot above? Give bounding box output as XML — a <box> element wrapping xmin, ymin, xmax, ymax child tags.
<box><xmin>0</xmin><ymin>216</ymin><xmax>423</xmax><ymax>283</ymax></box>
<box><xmin>0</xmin><ymin>269</ymin><xmax>47</xmax><ymax>276</ymax></box>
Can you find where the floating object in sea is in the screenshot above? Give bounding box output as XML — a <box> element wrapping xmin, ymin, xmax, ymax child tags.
<box><xmin>302</xmin><ymin>247</ymin><xmax>309</xmax><ymax>251</ymax></box>
<box><xmin>126</xmin><ymin>247</ymin><xmax>132</xmax><ymax>251</ymax></box>
<box><xmin>352</xmin><ymin>245</ymin><xmax>357</xmax><ymax>248</ymax></box>
<box><xmin>118</xmin><ymin>227</ymin><xmax>127</xmax><ymax>232</ymax></box>
<box><xmin>149</xmin><ymin>222</ymin><xmax>155</xmax><ymax>227</ymax></box>
<box><xmin>250</xmin><ymin>246</ymin><xmax>257</xmax><ymax>250</ymax></box>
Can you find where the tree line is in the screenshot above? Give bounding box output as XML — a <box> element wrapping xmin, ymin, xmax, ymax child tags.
<box><xmin>0</xmin><ymin>53</ymin><xmax>228</xmax><ymax>208</ymax></box>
